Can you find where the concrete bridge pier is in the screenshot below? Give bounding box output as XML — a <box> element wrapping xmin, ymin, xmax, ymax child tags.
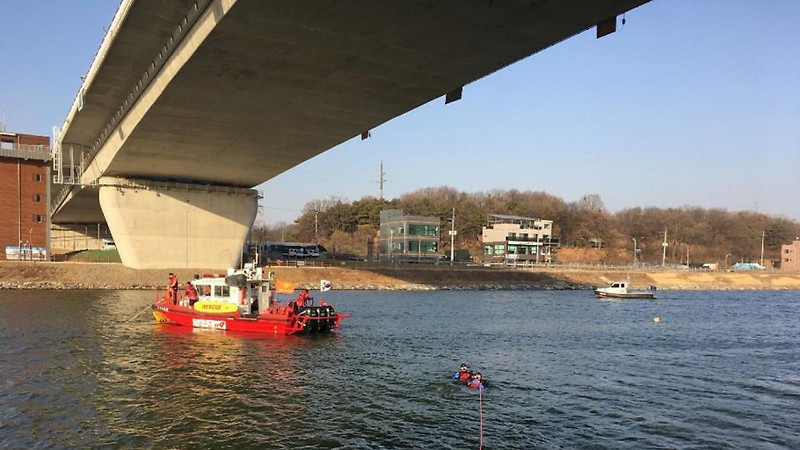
<box><xmin>98</xmin><ymin>177</ymin><xmax>259</xmax><ymax>269</ymax></box>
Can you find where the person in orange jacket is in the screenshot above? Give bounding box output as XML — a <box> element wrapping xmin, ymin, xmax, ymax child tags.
<box><xmin>185</xmin><ymin>281</ymin><xmax>199</xmax><ymax>307</ymax></box>
<box><xmin>168</xmin><ymin>273</ymin><xmax>178</xmax><ymax>305</ymax></box>
<box><xmin>468</xmin><ymin>372</ymin><xmax>486</xmax><ymax>390</ymax></box>
<box><xmin>296</xmin><ymin>288</ymin><xmax>313</xmax><ymax>307</ymax></box>
<box><xmin>453</xmin><ymin>363</ymin><xmax>472</xmax><ymax>382</ymax></box>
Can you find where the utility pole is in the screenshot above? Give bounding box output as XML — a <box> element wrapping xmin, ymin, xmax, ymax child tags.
<box><xmin>760</xmin><ymin>230</ymin><xmax>765</xmax><ymax>266</ymax></box>
<box><xmin>661</xmin><ymin>229</ymin><xmax>668</xmax><ymax>267</ymax></box>
<box><xmin>314</xmin><ymin>210</ymin><xmax>319</xmax><ymax>248</ymax></box>
<box><xmin>449</xmin><ymin>207</ymin><xmax>456</xmax><ymax>265</ymax></box>
<box><xmin>378</xmin><ymin>161</ymin><xmax>387</xmax><ymax>201</ymax></box>
<box><xmin>632</xmin><ymin>237</ymin><xmax>637</xmax><ymax>267</ymax></box>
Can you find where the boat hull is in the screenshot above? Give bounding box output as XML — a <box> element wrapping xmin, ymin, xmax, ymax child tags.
<box><xmin>152</xmin><ymin>302</ymin><xmax>347</xmax><ymax>335</ymax></box>
<box><xmin>595</xmin><ymin>290</ymin><xmax>655</xmax><ymax>299</ymax></box>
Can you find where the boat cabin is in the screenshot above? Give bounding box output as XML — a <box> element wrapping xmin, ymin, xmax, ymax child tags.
<box><xmin>190</xmin><ymin>264</ymin><xmax>275</xmax><ymax>316</ymax></box>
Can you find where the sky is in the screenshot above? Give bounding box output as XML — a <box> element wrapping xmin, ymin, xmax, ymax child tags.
<box><xmin>1</xmin><ymin>0</ymin><xmax>798</xmax><ymax>226</ymax></box>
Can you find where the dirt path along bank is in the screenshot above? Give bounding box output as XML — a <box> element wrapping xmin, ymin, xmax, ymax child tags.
<box><xmin>1</xmin><ymin>261</ymin><xmax>799</xmax><ymax>290</ymax></box>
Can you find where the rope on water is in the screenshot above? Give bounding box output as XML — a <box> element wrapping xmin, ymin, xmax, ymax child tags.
<box><xmin>124</xmin><ymin>304</ymin><xmax>152</xmax><ymax>323</ymax></box>
<box><xmin>479</xmin><ymin>386</ymin><xmax>484</xmax><ymax>450</ymax></box>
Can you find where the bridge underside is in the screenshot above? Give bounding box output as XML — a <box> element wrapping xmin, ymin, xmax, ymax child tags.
<box><xmin>52</xmin><ymin>0</ymin><xmax>650</xmax><ymax>268</ymax></box>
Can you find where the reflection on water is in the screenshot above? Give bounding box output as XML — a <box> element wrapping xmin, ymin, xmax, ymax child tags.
<box><xmin>1</xmin><ymin>289</ymin><xmax>798</xmax><ymax>448</ymax></box>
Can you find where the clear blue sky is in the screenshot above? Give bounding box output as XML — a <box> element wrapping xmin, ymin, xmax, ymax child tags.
<box><xmin>2</xmin><ymin>1</ymin><xmax>798</xmax><ymax>225</ymax></box>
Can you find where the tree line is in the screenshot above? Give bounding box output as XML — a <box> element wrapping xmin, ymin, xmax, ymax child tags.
<box><xmin>251</xmin><ymin>187</ymin><xmax>800</xmax><ymax>265</ymax></box>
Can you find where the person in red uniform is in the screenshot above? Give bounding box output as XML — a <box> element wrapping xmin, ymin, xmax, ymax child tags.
<box><xmin>468</xmin><ymin>372</ymin><xmax>486</xmax><ymax>390</ymax></box>
<box><xmin>168</xmin><ymin>273</ymin><xmax>179</xmax><ymax>305</ymax></box>
<box><xmin>453</xmin><ymin>363</ymin><xmax>472</xmax><ymax>382</ymax></box>
<box><xmin>185</xmin><ymin>281</ymin><xmax>199</xmax><ymax>307</ymax></box>
<box><xmin>296</xmin><ymin>289</ymin><xmax>313</xmax><ymax>307</ymax></box>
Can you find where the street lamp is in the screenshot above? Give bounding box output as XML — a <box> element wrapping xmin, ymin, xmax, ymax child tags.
<box><xmin>448</xmin><ymin>207</ymin><xmax>456</xmax><ymax>265</ymax></box>
<box><xmin>725</xmin><ymin>253</ymin><xmax>731</xmax><ymax>270</ymax></box>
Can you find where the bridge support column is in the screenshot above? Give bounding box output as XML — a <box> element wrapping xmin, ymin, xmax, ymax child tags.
<box><xmin>98</xmin><ymin>177</ymin><xmax>259</xmax><ymax>269</ymax></box>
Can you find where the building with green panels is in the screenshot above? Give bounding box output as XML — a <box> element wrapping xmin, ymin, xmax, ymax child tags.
<box><xmin>379</xmin><ymin>209</ymin><xmax>440</xmax><ymax>262</ymax></box>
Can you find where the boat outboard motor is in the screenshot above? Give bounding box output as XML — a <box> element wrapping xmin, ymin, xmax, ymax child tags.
<box><xmin>318</xmin><ymin>306</ymin><xmax>330</xmax><ymax>332</ymax></box>
<box><xmin>326</xmin><ymin>305</ymin><xmax>336</xmax><ymax>331</ymax></box>
<box><xmin>307</xmin><ymin>307</ymin><xmax>319</xmax><ymax>333</ymax></box>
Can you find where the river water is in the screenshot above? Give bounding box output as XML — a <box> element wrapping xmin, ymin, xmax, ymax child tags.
<box><xmin>1</xmin><ymin>289</ymin><xmax>798</xmax><ymax>449</ymax></box>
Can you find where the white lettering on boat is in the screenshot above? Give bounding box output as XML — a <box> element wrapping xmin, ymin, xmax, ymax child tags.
<box><xmin>192</xmin><ymin>318</ymin><xmax>227</xmax><ymax>330</ymax></box>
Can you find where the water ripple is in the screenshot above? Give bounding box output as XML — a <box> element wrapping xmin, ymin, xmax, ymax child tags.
<box><xmin>1</xmin><ymin>289</ymin><xmax>798</xmax><ymax>448</ymax></box>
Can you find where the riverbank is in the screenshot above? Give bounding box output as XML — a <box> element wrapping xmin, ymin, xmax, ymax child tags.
<box><xmin>1</xmin><ymin>261</ymin><xmax>800</xmax><ymax>290</ymax></box>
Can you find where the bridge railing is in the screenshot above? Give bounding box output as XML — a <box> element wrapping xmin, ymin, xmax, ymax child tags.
<box><xmin>80</xmin><ymin>0</ymin><xmax>213</xmax><ymax>184</ymax></box>
<box><xmin>52</xmin><ymin>0</ymin><xmax>214</xmax><ymax>217</ymax></box>
<box><xmin>97</xmin><ymin>178</ymin><xmax>261</xmax><ymax>198</ymax></box>
<box><xmin>0</xmin><ymin>144</ymin><xmax>51</xmax><ymax>161</ymax></box>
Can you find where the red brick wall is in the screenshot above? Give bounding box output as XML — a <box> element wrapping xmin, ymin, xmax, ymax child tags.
<box><xmin>0</xmin><ymin>133</ymin><xmax>50</xmax><ymax>254</ymax></box>
<box><xmin>0</xmin><ymin>159</ymin><xmax>48</xmax><ymax>251</ymax></box>
<box><xmin>10</xmin><ymin>133</ymin><xmax>49</xmax><ymax>147</ymax></box>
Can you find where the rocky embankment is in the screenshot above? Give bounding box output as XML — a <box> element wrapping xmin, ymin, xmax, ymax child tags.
<box><xmin>1</xmin><ymin>261</ymin><xmax>799</xmax><ymax>291</ymax></box>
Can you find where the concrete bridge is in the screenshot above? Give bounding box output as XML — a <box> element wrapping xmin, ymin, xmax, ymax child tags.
<box><xmin>50</xmin><ymin>0</ymin><xmax>650</xmax><ymax>269</ymax></box>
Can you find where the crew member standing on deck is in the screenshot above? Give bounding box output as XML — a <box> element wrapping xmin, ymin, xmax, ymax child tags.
<box><xmin>296</xmin><ymin>288</ymin><xmax>312</xmax><ymax>308</ymax></box>
<box><xmin>168</xmin><ymin>272</ymin><xmax>179</xmax><ymax>305</ymax></box>
<box><xmin>185</xmin><ymin>281</ymin><xmax>199</xmax><ymax>307</ymax></box>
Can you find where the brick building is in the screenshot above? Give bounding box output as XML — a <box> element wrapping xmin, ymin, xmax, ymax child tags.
<box><xmin>0</xmin><ymin>131</ymin><xmax>51</xmax><ymax>260</ymax></box>
<box><xmin>780</xmin><ymin>239</ymin><xmax>800</xmax><ymax>272</ymax></box>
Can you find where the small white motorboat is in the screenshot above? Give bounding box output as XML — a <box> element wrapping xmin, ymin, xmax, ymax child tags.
<box><xmin>595</xmin><ymin>280</ymin><xmax>656</xmax><ymax>299</ymax></box>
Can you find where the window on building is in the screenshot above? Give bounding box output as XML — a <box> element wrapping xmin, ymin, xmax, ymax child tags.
<box><xmin>33</xmin><ymin>194</ymin><xmax>42</xmax><ymax>202</ymax></box>
<box><xmin>408</xmin><ymin>224</ymin><xmax>439</xmax><ymax>237</ymax></box>
<box><xmin>33</xmin><ymin>215</ymin><xmax>43</xmax><ymax>223</ymax></box>
<box><xmin>33</xmin><ymin>173</ymin><xmax>42</xmax><ymax>182</ymax></box>
<box><xmin>509</xmin><ymin>233</ymin><xmax>516</xmax><ymax>239</ymax></box>
<box><xmin>0</xmin><ymin>141</ymin><xmax>12</xmax><ymax>150</ymax></box>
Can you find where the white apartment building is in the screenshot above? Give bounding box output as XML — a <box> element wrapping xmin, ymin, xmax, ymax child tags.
<box><xmin>482</xmin><ymin>214</ymin><xmax>555</xmax><ymax>263</ymax></box>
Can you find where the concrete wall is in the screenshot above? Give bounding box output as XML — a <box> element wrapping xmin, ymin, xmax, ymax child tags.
<box><xmin>51</xmin><ymin>223</ymin><xmax>114</xmax><ymax>252</ymax></box>
<box><xmin>99</xmin><ymin>177</ymin><xmax>258</xmax><ymax>269</ymax></box>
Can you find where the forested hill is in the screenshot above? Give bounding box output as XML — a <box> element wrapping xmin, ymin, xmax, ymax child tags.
<box><xmin>253</xmin><ymin>187</ymin><xmax>800</xmax><ymax>265</ymax></box>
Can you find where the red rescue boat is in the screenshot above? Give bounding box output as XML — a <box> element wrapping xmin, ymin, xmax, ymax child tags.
<box><xmin>151</xmin><ymin>264</ymin><xmax>349</xmax><ymax>335</ymax></box>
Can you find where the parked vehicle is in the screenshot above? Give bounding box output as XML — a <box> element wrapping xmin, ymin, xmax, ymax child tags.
<box><xmin>730</xmin><ymin>262</ymin><xmax>767</xmax><ymax>271</ymax></box>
